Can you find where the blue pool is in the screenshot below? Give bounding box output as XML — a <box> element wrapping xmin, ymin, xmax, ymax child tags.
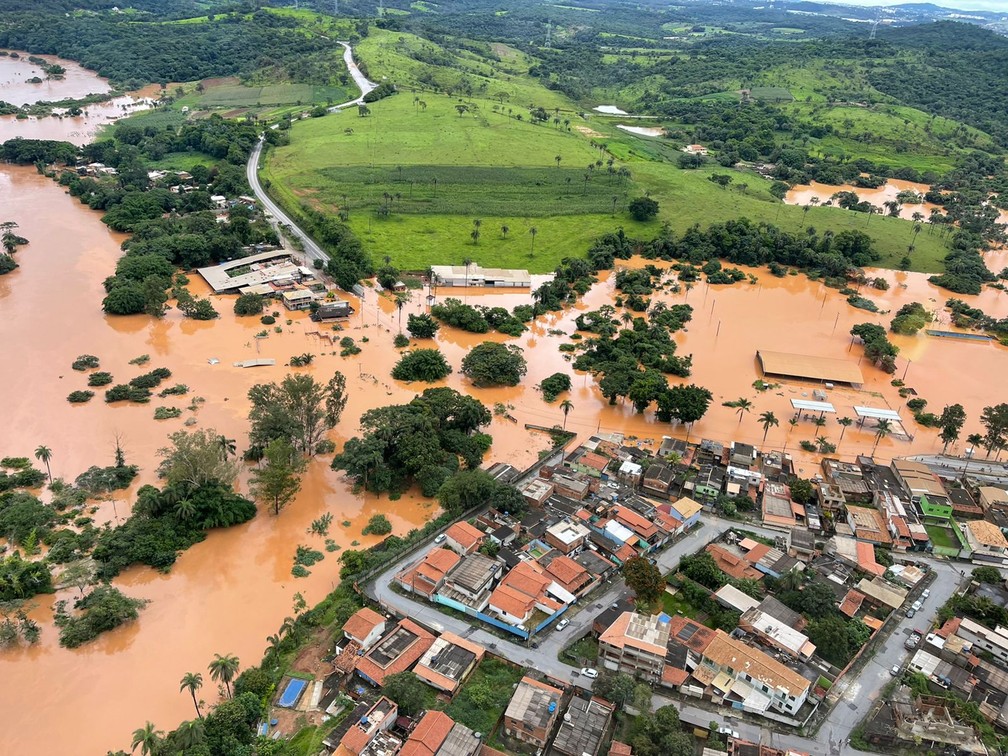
<box><xmin>277</xmin><ymin>678</ymin><xmax>308</xmax><ymax>708</ymax></box>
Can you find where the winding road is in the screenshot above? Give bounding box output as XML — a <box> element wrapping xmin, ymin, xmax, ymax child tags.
<box><xmin>246</xmin><ymin>41</ymin><xmax>377</xmax><ymax>264</ymax></box>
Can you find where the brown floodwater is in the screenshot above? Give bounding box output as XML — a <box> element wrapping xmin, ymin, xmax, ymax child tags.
<box><xmin>785</xmin><ymin>178</ymin><xmax>941</xmax><ymax>222</ymax></box>
<box><xmin>2</xmin><ymin>60</ymin><xmax>1008</xmax><ymax>753</ymax></box>
<box><xmin>0</xmin><ymin>52</ymin><xmax>112</xmax><ymax>106</ymax></box>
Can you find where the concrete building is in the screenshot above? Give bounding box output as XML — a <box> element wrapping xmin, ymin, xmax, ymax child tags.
<box><xmin>520</xmin><ymin>477</ymin><xmax>554</xmax><ymax>508</ymax></box>
<box><xmin>551</xmin><ymin>697</ymin><xmax>614</xmax><ymax>756</ymax></box>
<box><xmin>956</xmin><ymin>617</ymin><xmax>1008</xmax><ymax>666</ymax></box>
<box><xmin>643</xmin><ymin>462</ymin><xmax>675</xmax><ymax>499</ymax></box>
<box><xmin>413</xmin><ymin>632</ymin><xmax>485</xmax><ymax>695</ymax></box>
<box><xmin>598</xmin><ymin>611</ymin><xmax>672</xmax><ymax>683</ymax></box>
<box><xmin>438</xmin><ymin>553</ymin><xmax>502</xmax><ymax>610</ymax></box>
<box><xmin>503</xmin><ymin>677</ymin><xmax>563</xmax><ymax>749</ymax></box>
<box><xmin>762</xmin><ymin>481</ymin><xmax>802</xmax><ymax>530</ymax></box>
<box><xmin>544</xmin><ymin>519</ymin><xmax>591</xmax><ymax>554</ymax></box>
<box><xmin>397</xmin><ymin>548</ymin><xmax>463</xmax><ymax>598</ymax></box>
<box><xmin>667</xmin><ymin>496</ymin><xmax>703</xmax><ymax>530</ymax></box>
<box><xmin>342</xmin><ymin>607</ymin><xmax>387</xmax><ymax>651</ymax></box>
<box><xmin>738</xmin><ymin>607</ymin><xmax>816</xmax><ymax>660</ymax></box>
<box><xmin>196</xmin><ymin>250</ymin><xmax>308</xmax><ymax>294</ymax></box>
<box><xmin>979</xmin><ymin>486</ymin><xmax>1008</xmax><ymax>510</ymax></box>
<box><xmin>311</xmin><ymin>300</ymin><xmax>354</xmax><ymax>321</ymax></box>
<box><xmin>891</xmin><ymin>459</ymin><xmax>947</xmax><ymax>503</ymax></box>
<box><xmin>846</xmin><ymin>505</ymin><xmax>891</xmax><ymax>545</ymax></box>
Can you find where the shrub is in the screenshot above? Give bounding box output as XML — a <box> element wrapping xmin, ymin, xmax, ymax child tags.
<box><xmin>539</xmin><ymin>372</ymin><xmax>572</xmax><ymax>402</ymax></box>
<box><xmin>128</xmin><ymin>354</ymin><xmax>150</xmax><ymax>365</ymax></box>
<box><xmin>261</xmin><ymin>315</ymin><xmax>276</xmax><ymax>325</ymax></box>
<box><xmin>392</xmin><ymin>349</ymin><xmax>451</xmax><ymax>382</ymax></box>
<box><xmin>393</xmin><ymin>333</ymin><xmax>410</xmax><ymax>348</ymax></box>
<box><xmin>54</xmin><ymin>585</ymin><xmax>148</xmax><ymax>648</ymax></box>
<box><xmin>362</xmin><ymin>514</ymin><xmax>392</xmax><ymax>536</ymax></box>
<box><xmin>67</xmin><ymin>390</ymin><xmax>95</xmax><ymax>404</ymax></box>
<box><xmin>129</xmin><ymin>368</ymin><xmax>171</xmax><ymax>389</ymax></box>
<box><xmin>407</xmin><ymin>313</ymin><xmax>440</xmax><ymax>338</ymax></box>
<box><xmin>628</xmin><ymin>196</ymin><xmax>659</xmax><ymax>221</ymax></box>
<box><xmin>105</xmin><ymin>384</ymin><xmax>152</xmax><ymax>403</ymax></box>
<box><xmin>158</xmin><ymin>384</ymin><xmax>189</xmax><ymax>397</ymax></box>
<box><xmin>154</xmin><ymin>406</ymin><xmax>182</xmax><ymax>420</ymax></box>
<box><xmin>71</xmin><ymin>355</ymin><xmax>100</xmax><ymax>371</ymax></box>
<box><xmin>87</xmin><ymin>372</ymin><xmax>113</xmax><ymax>387</ymax></box>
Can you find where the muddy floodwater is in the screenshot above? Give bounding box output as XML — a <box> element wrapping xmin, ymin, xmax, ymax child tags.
<box><xmin>785</xmin><ymin>178</ymin><xmax>940</xmax><ymax>222</ymax></box>
<box><xmin>0</xmin><ymin>52</ymin><xmax>112</xmax><ymax>105</ymax></box>
<box><xmin>2</xmin><ymin>60</ymin><xmax>1008</xmax><ymax>756</ymax></box>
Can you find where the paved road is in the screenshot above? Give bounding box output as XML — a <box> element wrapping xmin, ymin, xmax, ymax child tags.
<box><xmin>368</xmin><ymin>514</ymin><xmax>966</xmax><ymax>754</ymax></box>
<box><xmin>245</xmin><ymin>42</ymin><xmax>377</xmax><ymax>263</ymax></box>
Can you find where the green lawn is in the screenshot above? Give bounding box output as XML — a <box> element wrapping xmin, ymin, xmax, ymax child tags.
<box><xmin>194</xmin><ymin>83</ymin><xmax>351</xmax><ymax>108</ymax></box>
<box><xmin>560</xmin><ymin>636</ymin><xmax>599</xmax><ymax>666</ymax></box>
<box><xmin>661</xmin><ymin>589</ymin><xmax>699</xmax><ymax>619</ymax></box>
<box><xmin>924</xmin><ymin>523</ymin><xmax>962</xmax><ymax>554</ymax></box>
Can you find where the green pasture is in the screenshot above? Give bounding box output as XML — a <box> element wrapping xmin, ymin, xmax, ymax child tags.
<box><xmin>194</xmin><ymin>83</ymin><xmax>351</xmax><ymax>108</ymax></box>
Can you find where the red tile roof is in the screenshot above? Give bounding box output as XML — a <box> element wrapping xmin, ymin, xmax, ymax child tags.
<box><xmin>545</xmin><ymin>555</ymin><xmax>591</xmax><ymax>592</ymax></box>
<box><xmin>838</xmin><ymin>589</ymin><xmax>866</xmax><ymax>618</ymax></box>
<box><xmin>501</xmin><ymin>561</ymin><xmax>550</xmax><ymax>599</ymax></box>
<box><xmin>355</xmin><ymin>619</ymin><xmax>436</xmax><ymax>686</ymax></box>
<box><xmin>446</xmin><ymin>521</ymin><xmax>484</xmax><ymax>552</ymax></box>
<box><xmin>580</xmin><ymin>452</ymin><xmax>610</xmax><ymax>472</ymax></box>
<box><xmin>937</xmin><ymin>616</ymin><xmax>962</xmax><ymax>639</ymax></box>
<box><xmin>706</xmin><ymin>544</ymin><xmax>761</xmax><ymax>581</ymax></box>
<box><xmin>856</xmin><ymin>542</ymin><xmax>886</xmax><ymax>577</ymax></box>
<box><xmin>343</xmin><ymin>607</ymin><xmax>385</xmax><ymax>643</ymax></box>
<box><xmin>609</xmin><ymin>742</ymin><xmax>632</xmax><ymax>756</ymax></box>
<box><xmin>490</xmin><ymin>584</ymin><xmax>535</xmax><ymax>620</ymax></box>
<box><xmin>399</xmin><ymin>711</ymin><xmax>455</xmax><ymax>756</ymax></box>
<box><xmin>613</xmin><ymin>505</ymin><xmax>661</xmax><ymax>540</ymax></box>
<box><xmin>662</xmin><ymin>665</ymin><xmax>689</xmax><ymax>687</ymax></box>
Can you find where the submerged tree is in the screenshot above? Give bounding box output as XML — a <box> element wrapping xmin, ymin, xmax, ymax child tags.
<box><xmin>248</xmin><ymin>372</ymin><xmax>348</xmax><ymax>456</ymax></box>
<box><xmin>249</xmin><ymin>438</ymin><xmax>306</xmax><ymax>515</ymax></box>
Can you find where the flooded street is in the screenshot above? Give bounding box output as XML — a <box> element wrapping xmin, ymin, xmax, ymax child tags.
<box><xmin>2</xmin><ymin>58</ymin><xmax>1008</xmax><ymax>756</ymax></box>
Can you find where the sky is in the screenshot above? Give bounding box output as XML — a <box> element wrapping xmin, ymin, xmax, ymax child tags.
<box><xmin>817</xmin><ymin>0</ymin><xmax>1008</xmax><ymax>11</ymax></box>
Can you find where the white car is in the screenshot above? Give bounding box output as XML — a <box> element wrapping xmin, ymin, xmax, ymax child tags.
<box><xmin>555</xmin><ymin>619</ymin><xmax>570</xmax><ymax>632</ymax></box>
<box><xmin>434</xmin><ymin>533</ymin><xmax>446</xmax><ymax>543</ymax></box>
<box><xmin>580</xmin><ymin>667</ymin><xmax>599</xmax><ymax>679</ymax></box>
<box><xmin>717</xmin><ymin>726</ymin><xmax>740</xmax><ymax>739</ymax></box>
<box><xmin>922</xmin><ymin>588</ymin><xmax>930</xmax><ymax>600</ymax></box>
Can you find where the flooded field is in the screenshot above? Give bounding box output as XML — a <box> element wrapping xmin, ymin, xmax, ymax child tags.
<box><xmin>785</xmin><ymin>178</ymin><xmax>940</xmax><ymax>222</ymax></box>
<box><xmin>2</xmin><ymin>55</ymin><xmax>1008</xmax><ymax>756</ymax></box>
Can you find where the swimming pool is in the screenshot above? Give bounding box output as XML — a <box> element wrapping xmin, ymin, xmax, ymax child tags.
<box><xmin>277</xmin><ymin>678</ymin><xmax>308</xmax><ymax>708</ymax></box>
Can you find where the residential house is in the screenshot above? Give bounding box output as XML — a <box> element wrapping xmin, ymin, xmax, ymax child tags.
<box><xmin>683</xmin><ymin>144</ymin><xmax>709</xmax><ymax>156</ymax></box>
<box><xmin>756</xmin><ymin>596</ymin><xmax>807</xmax><ymax>633</ymax></box>
<box><xmin>545</xmin><ymin>519</ymin><xmax>591</xmax><ymax>555</ymax></box>
<box><xmin>948</xmin><ymin>487</ymin><xmax>983</xmax><ymax>520</ymax></box>
<box><xmin>788</xmin><ymin>528</ymin><xmax>816</xmax><ymax>559</ymax></box>
<box><xmin>551</xmin><ymin>697</ymin><xmax>614</xmax><ymax>756</ymax></box>
<box><xmin>281</xmin><ymin>288</ymin><xmax>318</xmax><ymax>311</ymax></box>
<box><xmin>821</xmin><ymin>458</ymin><xmax>872</xmax><ymax>504</ymax></box>
<box><xmin>729</xmin><ymin>442</ymin><xmax>757</xmax><ymax>468</ymax></box>
<box><xmin>738</xmin><ymin>607</ymin><xmax>816</xmax><ymax>660</ymax></box>
<box><xmin>520</xmin><ymin>478</ymin><xmax>554</xmax><ymax>508</ymax></box>
<box><xmin>611</xmin><ymin>505</ymin><xmax>667</xmax><ymax>552</ymax></box>
<box><xmin>502</xmin><ymin>677</ymin><xmax>563</xmax><ymax>749</ymax></box>
<box><xmin>488</xmin><ymin>561</ymin><xmax>564</xmax><ymax>628</ymax></box>
<box><xmin>664</xmin><ymin>615</ymin><xmax>717</xmax><ymax>688</ymax></box>
<box><xmin>918</xmin><ymin>494</ymin><xmax>953</xmax><ymax>523</ymax></box>
<box><xmin>979</xmin><ymin>486</ymin><xmax>1008</xmax><ymax>511</ymax></box>
<box><xmin>667</xmin><ymin>496</ymin><xmax>703</xmax><ymax>530</ymax></box>
<box><xmin>550</xmin><ymin>470</ymin><xmax>593</xmax><ymax>501</ymax></box>
<box><xmin>817</xmin><ymin>483</ymin><xmax>846</xmax><ymax>516</ymax></box>
<box><xmin>643</xmin><ymin>462</ymin><xmax>675</xmax><ymax>499</ymax></box>
<box><xmin>699</xmin><ymin>630</ymin><xmax>812</xmax><ymax>717</ymax></box>
<box><xmin>713</xmin><ymin>585</ymin><xmax>760</xmax><ymax>615</ymax></box>
<box><xmin>444</xmin><ymin>521</ymin><xmax>485</xmax><ymax>556</ymax></box>
<box><xmin>354</xmin><ymin>619</ymin><xmax>436</xmax><ymax>687</ymax></box>
<box><xmin>693</xmin><ymin>464</ymin><xmax>726</xmax><ymax>503</ymax></box>
<box><xmin>312</xmin><ymin>300</ymin><xmax>354</xmax><ymax>321</ymax></box>
<box><xmin>953</xmin><ymin>617</ymin><xmax>1008</xmax><ymax>667</ymax></box>
<box><xmin>340</xmin><ymin>697</ymin><xmax>399</xmax><ymax>755</ymax></box>
<box><xmin>342</xmin><ymin>607</ymin><xmax>387</xmax><ymax>651</ymax></box>
<box><xmin>855</xmin><ymin>576</ymin><xmax>908</xmax><ymax>611</ymax></box>
<box><xmin>397</xmin><ymin>548</ymin><xmax>463</xmax><ymax>598</ymax></box>
<box><xmin>706</xmin><ymin>544</ymin><xmax>762</xmax><ymax>581</ymax></box>
<box><xmin>544</xmin><ymin>555</ymin><xmax>593</xmax><ymax>596</ymax></box>
<box><xmin>598</xmin><ymin>611</ymin><xmax>672</xmax><ymax>683</ymax></box>
<box><xmin>438</xmin><ymin>553</ymin><xmax>502</xmax><ymax>611</ymax></box>
<box><xmin>761</xmin><ymin>481</ymin><xmax>802</xmax><ymax>530</ymax></box>
<box><xmin>846</xmin><ymin>506</ymin><xmax>891</xmax><ymax>545</ymax></box>
<box><xmin>569</xmin><ymin>451</ymin><xmax>610</xmax><ymax>479</ymax></box>
<box><xmin>413</xmin><ymin>632</ymin><xmax>485</xmax><ymax>695</ymax></box>
<box><xmin>963</xmin><ymin>519</ymin><xmax>1008</xmax><ymax>559</ymax></box>
<box><xmin>617</xmin><ymin>459</ymin><xmax>644</xmax><ymax>486</ymax></box>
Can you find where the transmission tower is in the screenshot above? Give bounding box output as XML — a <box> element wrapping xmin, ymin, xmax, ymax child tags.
<box><xmin>334</xmin><ymin>0</ymin><xmax>339</xmax><ymax>15</ymax></box>
<box><xmin>869</xmin><ymin>11</ymin><xmax>881</xmax><ymax>39</ymax></box>
<box><xmin>545</xmin><ymin>20</ymin><xmax>552</xmax><ymax>48</ymax></box>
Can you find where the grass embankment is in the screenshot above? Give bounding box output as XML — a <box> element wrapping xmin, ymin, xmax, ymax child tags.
<box><xmin>262</xmin><ymin>28</ymin><xmax>954</xmax><ymax>274</ymax></box>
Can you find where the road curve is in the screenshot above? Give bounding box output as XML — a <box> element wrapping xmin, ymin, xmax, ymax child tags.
<box><xmin>246</xmin><ymin>41</ymin><xmax>378</xmax><ymax>263</ymax></box>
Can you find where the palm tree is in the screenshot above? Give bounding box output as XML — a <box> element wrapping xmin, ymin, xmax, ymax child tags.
<box><xmin>813</xmin><ymin>416</ymin><xmax>827</xmax><ymax>430</ymax></box>
<box><xmin>784</xmin><ymin>417</ymin><xmax>799</xmax><ymax>452</ymax></box>
<box><xmin>34</xmin><ymin>445</ymin><xmax>52</xmax><ymax>485</ymax></box>
<box><xmin>175</xmin><ymin>719</ymin><xmax>206</xmax><ymax>750</ymax></box>
<box><xmin>217</xmin><ymin>435</ymin><xmax>236</xmax><ymax>459</ymax></box>
<box><xmin>758</xmin><ymin>411</ymin><xmax>778</xmax><ymax>450</ymax></box>
<box><xmin>871</xmin><ymin>419</ymin><xmax>892</xmax><ymax>456</ymax></box>
<box><xmin>175</xmin><ymin>498</ymin><xmax>196</xmax><ymax>522</ymax></box>
<box><xmin>395</xmin><ymin>294</ymin><xmax>407</xmax><ymax>331</ymax></box>
<box><xmin>559</xmin><ymin>399</ymin><xmax>574</xmax><ymax>430</ymax></box>
<box><xmin>733</xmin><ymin>397</ymin><xmax>752</xmax><ymax>424</ymax></box>
<box><xmin>621</xmin><ymin>311</ymin><xmax>633</xmax><ymax>327</ymax></box>
<box><xmin>462</xmin><ymin>257</ymin><xmax>473</xmax><ymax>288</ymax></box>
<box><xmin>180</xmin><ymin>672</ymin><xmax>204</xmax><ymax>719</ymax></box>
<box><xmin>131</xmin><ymin>722</ymin><xmax>163</xmax><ymax>756</ymax></box>
<box><xmin>470</xmin><ymin>228</ymin><xmax>480</xmax><ymax>245</ymax></box>
<box><xmin>1</xmin><ymin>221</ymin><xmax>20</xmax><ymax>255</ymax></box>
<box><xmin>208</xmin><ymin>653</ymin><xmax>240</xmax><ymax>699</ymax></box>
<box><xmin>816</xmin><ymin>435</ymin><xmax>830</xmax><ymax>453</ymax></box>
<box><xmin>555</xmin><ymin>154</ymin><xmax>562</xmax><ymax>168</ymax></box>
<box><xmin>501</xmin><ymin>223</ymin><xmax>509</xmax><ymax>239</ymax></box>
<box><xmin>963</xmin><ymin>432</ymin><xmax>984</xmax><ymax>480</ymax></box>
<box><xmin>837</xmin><ymin>417</ymin><xmax>853</xmax><ymax>446</ymax></box>
<box><xmin>529</xmin><ymin>226</ymin><xmax>538</xmax><ymax>255</ymax></box>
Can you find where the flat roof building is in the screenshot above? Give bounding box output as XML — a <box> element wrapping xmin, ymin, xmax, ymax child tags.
<box><xmin>551</xmin><ymin>697</ymin><xmax>614</xmax><ymax>756</ymax></box>
<box><xmin>756</xmin><ymin>349</ymin><xmax>863</xmax><ymax>385</ymax></box>
<box><xmin>599</xmin><ymin>611</ymin><xmax>672</xmax><ymax>683</ymax></box>
<box><xmin>431</xmin><ymin>264</ymin><xmax>532</xmax><ymax>288</ymax></box>
<box><xmin>503</xmin><ymin>677</ymin><xmax>563</xmax><ymax>749</ymax></box>
<box><xmin>413</xmin><ymin>632</ymin><xmax>485</xmax><ymax>695</ymax></box>
<box><xmin>197</xmin><ymin>250</ymin><xmax>304</xmax><ymax>294</ymax></box>
<box><xmin>355</xmin><ymin>619</ymin><xmax>436</xmax><ymax>687</ymax></box>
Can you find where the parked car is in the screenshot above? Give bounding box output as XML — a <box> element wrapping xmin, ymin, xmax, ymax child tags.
<box><xmin>717</xmin><ymin>726</ymin><xmax>740</xmax><ymax>739</ymax></box>
<box><xmin>555</xmin><ymin>619</ymin><xmax>570</xmax><ymax>632</ymax></box>
<box><xmin>581</xmin><ymin>667</ymin><xmax>599</xmax><ymax>679</ymax></box>
<box><xmin>922</xmin><ymin>588</ymin><xmax>930</xmax><ymax>599</ymax></box>
<box><xmin>906</xmin><ymin>608</ymin><xmax>916</xmax><ymax>618</ymax></box>
<box><xmin>890</xmin><ymin>665</ymin><xmax>901</xmax><ymax>677</ymax></box>
<box><xmin>434</xmin><ymin>533</ymin><xmax>446</xmax><ymax>544</ymax></box>
<box><xmin>911</xmin><ymin>600</ymin><xmax>923</xmax><ymax>612</ymax></box>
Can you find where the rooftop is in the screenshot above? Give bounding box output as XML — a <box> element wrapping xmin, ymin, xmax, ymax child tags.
<box><xmin>414</xmin><ymin>632</ymin><xmax>484</xmax><ymax>688</ymax></box>
<box><xmin>447</xmin><ymin>553</ymin><xmax>500</xmax><ymax>593</ymax></box>
<box><xmin>343</xmin><ymin>607</ymin><xmax>385</xmax><ymax>643</ymax></box>
<box><xmin>600</xmin><ymin>611</ymin><xmax>672</xmax><ymax>656</ymax></box>
<box><xmin>703</xmin><ymin>630</ymin><xmax>811</xmax><ymax>698</ymax></box>
<box><xmin>891</xmin><ymin>459</ymin><xmax>947</xmax><ymax>498</ymax></box>
<box><xmin>197</xmin><ymin>250</ymin><xmax>303</xmax><ymax>293</ymax></box>
<box><xmin>965</xmin><ymin>518</ymin><xmax>1008</xmax><ymax>549</ymax></box>
<box><xmin>356</xmin><ymin>620</ymin><xmax>435</xmax><ymax>685</ymax></box>
<box><xmin>446</xmin><ymin>521</ymin><xmax>485</xmax><ymax>551</ymax></box>
<box><xmin>504</xmin><ymin>677</ymin><xmax>562</xmax><ymax>730</ymax></box>
<box><xmin>756</xmin><ymin>349</ymin><xmax>864</xmax><ymax>385</ymax></box>
<box><xmin>551</xmin><ymin>697</ymin><xmax>614</xmax><ymax>756</ymax></box>
<box><xmin>398</xmin><ymin>711</ymin><xmax>455</xmax><ymax>756</ymax></box>
<box><xmin>546</xmin><ymin>519</ymin><xmax>591</xmax><ymax>545</ymax></box>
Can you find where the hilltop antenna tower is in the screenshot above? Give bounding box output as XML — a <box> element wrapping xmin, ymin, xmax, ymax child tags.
<box><xmin>379</xmin><ymin>0</ymin><xmax>384</xmax><ymax>15</ymax></box>
<box><xmin>545</xmin><ymin>20</ymin><xmax>552</xmax><ymax>48</ymax></box>
<box><xmin>869</xmin><ymin>11</ymin><xmax>881</xmax><ymax>39</ymax></box>
<box><xmin>334</xmin><ymin>0</ymin><xmax>338</xmax><ymax>15</ymax></box>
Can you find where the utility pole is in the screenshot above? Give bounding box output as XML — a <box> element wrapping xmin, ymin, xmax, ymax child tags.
<box><xmin>545</xmin><ymin>20</ymin><xmax>552</xmax><ymax>48</ymax></box>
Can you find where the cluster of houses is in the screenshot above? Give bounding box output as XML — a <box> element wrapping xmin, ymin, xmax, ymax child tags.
<box><xmin>394</xmin><ymin>447</ymin><xmax>702</xmax><ymax>640</ymax></box>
